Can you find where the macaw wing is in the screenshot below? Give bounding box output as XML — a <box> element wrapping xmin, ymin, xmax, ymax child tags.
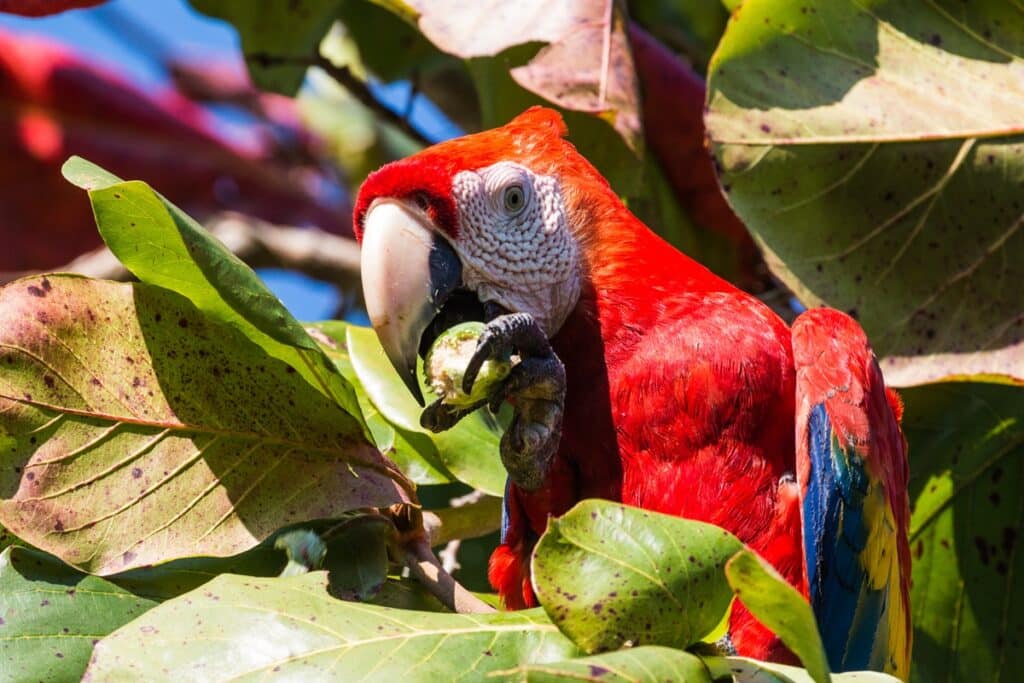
<box><xmin>791</xmin><ymin>309</ymin><xmax>911</xmax><ymax>679</ymax></box>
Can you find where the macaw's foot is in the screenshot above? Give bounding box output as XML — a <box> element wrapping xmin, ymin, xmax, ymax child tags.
<box><xmin>423</xmin><ymin>312</ymin><xmax>566</xmax><ymax>492</ymax></box>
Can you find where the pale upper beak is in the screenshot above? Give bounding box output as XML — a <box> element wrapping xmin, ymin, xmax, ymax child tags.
<box><xmin>360</xmin><ymin>199</ymin><xmax>462</xmax><ymax>405</ymax></box>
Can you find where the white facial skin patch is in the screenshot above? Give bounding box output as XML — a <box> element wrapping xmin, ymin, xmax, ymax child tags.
<box><xmin>450</xmin><ymin>161</ymin><xmax>581</xmax><ymax>336</ymax></box>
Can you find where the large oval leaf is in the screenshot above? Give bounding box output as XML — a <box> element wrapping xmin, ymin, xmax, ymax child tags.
<box><xmin>902</xmin><ymin>382</ymin><xmax>1024</xmax><ymax>683</ymax></box>
<box><xmin>531</xmin><ymin>500</ymin><xmax>742</xmax><ymax>653</ymax></box>
<box><xmin>61</xmin><ymin>157</ymin><xmax>365</xmax><ymax>425</ymax></box>
<box><xmin>501</xmin><ymin>646</ymin><xmax>713</xmax><ymax>682</ymax></box>
<box><xmin>706</xmin><ymin>0</ymin><xmax>1024</xmax><ymax>386</ymax></box>
<box><xmin>85</xmin><ymin>572</ymin><xmax>579</xmax><ymax>681</ymax></box>
<box><xmin>0</xmin><ymin>275</ymin><xmax>409</xmax><ymax>574</ymax></box>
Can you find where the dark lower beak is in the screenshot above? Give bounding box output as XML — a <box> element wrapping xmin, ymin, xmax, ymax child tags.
<box><xmin>360</xmin><ymin>200</ymin><xmax>461</xmax><ymax>405</ymax></box>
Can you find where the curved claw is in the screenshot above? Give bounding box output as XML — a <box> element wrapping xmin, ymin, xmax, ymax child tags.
<box><xmin>420</xmin><ymin>396</ymin><xmax>486</xmax><ymax>433</ymax></box>
<box><xmin>463</xmin><ymin>313</ymin><xmax>553</xmax><ymax>395</ymax></box>
<box><xmin>424</xmin><ymin>311</ymin><xmax>566</xmax><ymax>492</ymax></box>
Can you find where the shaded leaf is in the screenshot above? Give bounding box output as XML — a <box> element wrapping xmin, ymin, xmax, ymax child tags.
<box><xmin>725</xmin><ymin>550</ymin><xmax>829</xmax><ymax>683</ymax></box>
<box><xmin>0</xmin><ymin>275</ymin><xmax>409</xmax><ymax>574</ymax></box>
<box><xmin>501</xmin><ymin>646</ymin><xmax>712</xmax><ymax>682</ymax></box>
<box><xmin>704</xmin><ymin>656</ymin><xmax>898</xmax><ymax>683</ymax></box>
<box><xmin>706</xmin><ymin>0</ymin><xmax>1024</xmax><ymax>385</ymax></box>
<box><xmin>189</xmin><ymin>0</ymin><xmax>339</xmax><ymax>95</ymax></box>
<box><xmin>532</xmin><ymin>500</ymin><xmax>741</xmax><ymax>653</ymax></box>
<box><xmin>408</xmin><ymin>0</ymin><xmax>641</xmax><ymax>148</ymax></box>
<box><xmin>62</xmin><ymin>157</ymin><xmax>365</xmax><ymax>424</ymax></box>
<box><xmin>0</xmin><ymin>538</ymin><xmax>289</xmax><ymax>682</ymax></box>
<box><xmin>307</xmin><ymin>321</ymin><xmax>454</xmax><ymax>485</ymax></box>
<box><xmin>0</xmin><ymin>545</ymin><xmax>155</xmax><ymax>683</ymax></box>
<box><xmin>322</xmin><ymin>514</ymin><xmax>391</xmax><ymax>601</ymax></box>
<box><xmin>347</xmin><ymin>325</ymin><xmax>507</xmax><ymax>495</ymax></box>
<box><xmin>902</xmin><ymin>382</ymin><xmax>1024</xmax><ymax>683</ymax></box>
<box><xmin>85</xmin><ymin>572</ymin><xmax>579</xmax><ymax>681</ymax></box>
<box><xmin>629</xmin><ymin>0</ymin><xmax>729</xmax><ymax>70</ymax></box>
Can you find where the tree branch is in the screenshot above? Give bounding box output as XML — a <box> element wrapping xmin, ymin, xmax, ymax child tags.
<box><xmin>404</xmin><ymin>536</ymin><xmax>496</xmax><ymax>614</ymax></box>
<box><xmin>421</xmin><ymin>492</ymin><xmax>502</xmax><ymax>547</ymax></box>
<box><xmin>0</xmin><ymin>214</ymin><xmax>363</xmax><ymax>300</ymax></box>
<box><xmin>247</xmin><ymin>51</ymin><xmax>434</xmax><ymax>148</ymax></box>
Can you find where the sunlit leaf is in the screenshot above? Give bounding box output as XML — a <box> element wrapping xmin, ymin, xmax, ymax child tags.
<box><xmin>0</xmin><ymin>275</ymin><xmax>409</xmax><ymax>574</ymax></box>
<box><xmin>501</xmin><ymin>646</ymin><xmax>713</xmax><ymax>682</ymax></box>
<box><xmin>347</xmin><ymin>325</ymin><xmax>507</xmax><ymax>495</ymax></box>
<box><xmin>706</xmin><ymin>0</ymin><xmax>1024</xmax><ymax>385</ymax></box>
<box><xmin>532</xmin><ymin>500</ymin><xmax>741</xmax><ymax>653</ymax></box>
<box><xmin>704</xmin><ymin>656</ymin><xmax>899</xmax><ymax>682</ymax></box>
<box><xmin>85</xmin><ymin>572</ymin><xmax>579</xmax><ymax>681</ymax></box>
<box><xmin>61</xmin><ymin>157</ymin><xmax>366</xmax><ymax>425</ymax></box>
<box><xmin>307</xmin><ymin>321</ymin><xmax>454</xmax><ymax>485</ymax></box>
<box><xmin>725</xmin><ymin>549</ymin><xmax>829</xmax><ymax>683</ymax></box>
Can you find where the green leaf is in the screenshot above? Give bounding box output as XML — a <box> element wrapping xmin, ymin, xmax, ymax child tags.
<box><xmin>725</xmin><ymin>550</ymin><xmax>830</xmax><ymax>683</ymax></box>
<box><xmin>346</xmin><ymin>325</ymin><xmax>507</xmax><ymax>495</ymax></box>
<box><xmin>532</xmin><ymin>500</ymin><xmax>742</xmax><ymax>653</ymax></box>
<box><xmin>706</xmin><ymin>0</ymin><xmax>1024</xmax><ymax>386</ymax></box>
<box><xmin>307</xmin><ymin>321</ymin><xmax>454</xmax><ymax>485</ymax></box>
<box><xmin>0</xmin><ymin>538</ymin><xmax>288</xmax><ymax>682</ymax></box>
<box><xmin>0</xmin><ymin>546</ymin><xmax>158</xmax><ymax>683</ymax></box>
<box><xmin>630</xmin><ymin>0</ymin><xmax>730</xmax><ymax>71</ymax></box>
<box><xmin>0</xmin><ymin>275</ymin><xmax>409</xmax><ymax>574</ymax></box>
<box><xmin>322</xmin><ymin>514</ymin><xmax>392</xmax><ymax>601</ymax></box>
<box><xmin>188</xmin><ymin>0</ymin><xmax>340</xmax><ymax>94</ymax></box>
<box><xmin>85</xmin><ymin>572</ymin><xmax>579</xmax><ymax>681</ymax></box>
<box><xmin>60</xmin><ymin>157</ymin><xmax>365</xmax><ymax>428</ymax></box>
<box><xmin>501</xmin><ymin>646</ymin><xmax>713</xmax><ymax>682</ymax></box>
<box><xmin>704</xmin><ymin>656</ymin><xmax>898</xmax><ymax>683</ymax></box>
<box><xmin>902</xmin><ymin>382</ymin><xmax>1024</xmax><ymax>683</ymax></box>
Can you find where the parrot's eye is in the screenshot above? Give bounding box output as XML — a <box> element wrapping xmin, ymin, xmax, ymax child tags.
<box><xmin>502</xmin><ymin>185</ymin><xmax>526</xmax><ymax>215</ymax></box>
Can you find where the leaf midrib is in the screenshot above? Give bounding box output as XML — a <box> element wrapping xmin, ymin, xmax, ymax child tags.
<box><xmin>0</xmin><ymin>393</ymin><xmax>386</xmax><ymax>472</ymax></box>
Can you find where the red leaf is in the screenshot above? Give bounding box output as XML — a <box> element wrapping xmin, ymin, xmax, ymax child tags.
<box><xmin>0</xmin><ymin>29</ymin><xmax>349</xmax><ymax>271</ymax></box>
<box><xmin>0</xmin><ymin>0</ymin><xmax>104</xmax><ymax>16</ymax></box>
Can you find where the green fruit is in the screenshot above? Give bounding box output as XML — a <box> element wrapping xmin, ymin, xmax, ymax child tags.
<box><xmin>424</xmin><ymin>321</ymin><xmax>513</xmax><ymax>407</ymax></box>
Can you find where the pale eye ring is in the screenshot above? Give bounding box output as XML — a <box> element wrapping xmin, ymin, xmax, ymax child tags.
<box><xmin>502</xmin><ymin>184</ymin><xmax>526</xmax><ymax>215</ymax></box>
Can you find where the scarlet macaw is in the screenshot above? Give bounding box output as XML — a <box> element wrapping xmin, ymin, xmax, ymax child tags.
<box><xmin>354</xmin><ymin>108</ymin><xmax>911</xmax><ymax>678</ymax></box>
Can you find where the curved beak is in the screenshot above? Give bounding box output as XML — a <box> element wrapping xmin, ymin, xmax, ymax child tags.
<box><xmin>360</xmin><ymin>200</ymin><xmax>462</xmax><ymax>405</ymax></box>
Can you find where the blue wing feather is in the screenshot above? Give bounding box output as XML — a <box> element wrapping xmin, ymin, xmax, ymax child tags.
<box><xmin>804</xmin><ymin>403</ymin><xmax>885</xmax><ymax>672</ymax></box>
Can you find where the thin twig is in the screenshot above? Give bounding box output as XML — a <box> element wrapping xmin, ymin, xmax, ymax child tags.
<box><xmin>247</xmin><ymin>52</ymin><xmax>434</xmax><ymax>147</ymax></box>
<box><xmin>1</xmin><ymin>214</ymin><xmax>363</xmax><ymax>300</ymax></box>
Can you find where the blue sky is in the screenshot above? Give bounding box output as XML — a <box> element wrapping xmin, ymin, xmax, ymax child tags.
<box><xmin>1</xmin><ymin>0</ymin><xmax>455</xmax><ymax>322</ymax></box>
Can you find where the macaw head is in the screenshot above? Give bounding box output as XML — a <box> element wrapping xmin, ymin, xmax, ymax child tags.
<box><xmin>354</xmin><ymin>107</ymin><xmax>620</xmax><ymax>403</ymax></box>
